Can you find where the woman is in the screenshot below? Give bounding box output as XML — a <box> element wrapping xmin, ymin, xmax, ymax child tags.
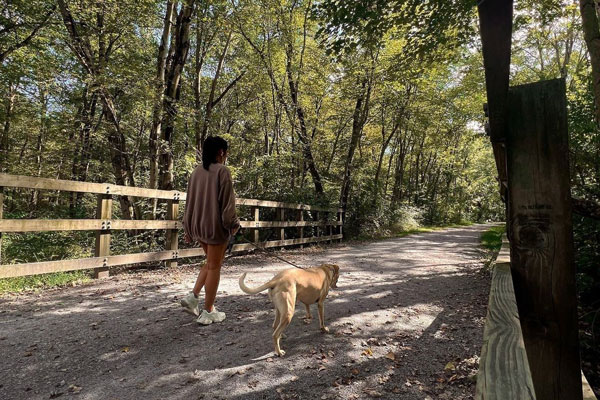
<box><xmin>180</xmin><ymin>136</ymin><xmax>240</xmax><ymax>325</ymax></box>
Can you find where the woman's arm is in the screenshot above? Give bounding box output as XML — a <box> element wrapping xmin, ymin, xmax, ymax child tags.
<box><xmin>182</xmin><ymin>169</ymin><xmax>196</xmax><ymax>242</ymax></box>
<box><xmin>218</xmin><ymin>167</ymin><xmax>240</xmax><ymax>233</ymax></box>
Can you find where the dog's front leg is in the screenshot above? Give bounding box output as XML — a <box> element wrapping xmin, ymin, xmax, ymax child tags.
<box><xmin>317</xmin><ymin>301</ymin><xmax>329</xmax><ymax>333</ymax></box>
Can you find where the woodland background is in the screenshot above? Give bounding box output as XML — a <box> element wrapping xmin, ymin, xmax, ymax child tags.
<box><xmin>0</xmin><ymin>0</ymin><xmax>599</xmax><ymax>391</ymax></box>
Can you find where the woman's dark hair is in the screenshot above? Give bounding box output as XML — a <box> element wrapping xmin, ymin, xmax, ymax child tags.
<box><xmin>202</xmin><ymin>136</ymin><xmax>228</xmax><ymax>170</ymax></box>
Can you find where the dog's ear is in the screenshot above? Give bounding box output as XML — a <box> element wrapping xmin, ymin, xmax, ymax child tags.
<box><xmin>327</xmin><ymin>264</ymin><xmax>339</xmax><ymax>288</ymax></box>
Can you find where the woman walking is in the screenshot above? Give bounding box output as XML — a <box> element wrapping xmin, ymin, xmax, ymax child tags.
<box><xmin>180</xmin><ymin>136</ymin><xmax>240</xmax><ymax>325</ymax></box>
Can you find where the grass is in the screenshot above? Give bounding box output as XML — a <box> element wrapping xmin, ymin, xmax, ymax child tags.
<box><xmin>0</xmin><ymin>270</ymin><xmax>92</xmax><ymax>295</ymax></box>
<box><xmin>480</xmin><ymin>225</ymin><xmax>506</xmax><ymax>252</ymax></box>
<box><xmin>355</xmin><ymin>221</ymin><xmax>475</xmax><ymax>242</ymax></box>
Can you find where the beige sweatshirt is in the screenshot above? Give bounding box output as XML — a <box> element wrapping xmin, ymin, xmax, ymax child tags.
<box><xmin>182</xmin><ymin>163</ymin><xmax>240</xmax><ymax>245</ymax></box>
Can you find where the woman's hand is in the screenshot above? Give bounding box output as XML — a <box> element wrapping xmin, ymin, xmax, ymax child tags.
<box><xmin>184</xmin><ymin>232</ymin><xmax>192</xmax><ymax>244</ymax></box>
<box><xmin>230</xmin><ymin>225</ymin><xmax>240</xmax><ymax>236</ymax></box>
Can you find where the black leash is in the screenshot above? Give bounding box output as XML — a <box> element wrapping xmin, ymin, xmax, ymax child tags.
<box><xmin>227</xmin><ymin>230</ymin><xmax>306</xmax><ymax>269</ymax></box>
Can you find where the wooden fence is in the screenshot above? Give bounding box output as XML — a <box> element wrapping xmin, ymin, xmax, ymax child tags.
<box><xmin>476</xmin><ymin>235</ymin><xmax>597</xmax><ymax>400</ymax></box>
<box><xmin>0</xmin><ymin>173</ymin><xmax>343</xmax><ymax>279</ymax></box>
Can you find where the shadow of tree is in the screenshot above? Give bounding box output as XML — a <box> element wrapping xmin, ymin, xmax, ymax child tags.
<box><xmin>0</xmin><ymin>224</ymin><xmax>492</xmax><ymax>400</ymax></box>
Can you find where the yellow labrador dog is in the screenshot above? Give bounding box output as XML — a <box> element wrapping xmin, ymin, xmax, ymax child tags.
<box><xmin>239</xmin><ymin>264</ymin><xmax>340</xmax><ymax>356</ymax></box>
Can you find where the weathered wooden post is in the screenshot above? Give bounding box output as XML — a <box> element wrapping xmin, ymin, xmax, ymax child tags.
<box><xmin>316</xmin><ymin>211</ymin><xmax>320</xmax><ymax>239</ymax></box>
<box><xmin>253</xmin><ymin>207</ymin><xmax>260</xmax><ymax>243</ymax></box>
<box><xmin>0</xmin><ymin>187</ymin><xmax>3</xmax><ymax>263</ymax></box>
<box><xmin>506</xmin><ymin>78</ymin><xmax>582</xmax><ymax>400</ymax></box>
<box><xmin>338</xmin><ymin>210</ymin><xmax>343</xmax><ymax>242</ymax></box>
<box><xmin>278</xmin><ymin>207</ymin><xmax>285</xmax><ymax>241</ymax></box>
<box><xmin>166</xmin><ymin>194</ymin><xmax>179</xmax><ymax>268</ymax></box>
<box><xmin>298</xmin><ymin>209</ymin><xmax>304</xmax><ymax>249</ymax></box>
<box><xmin>327</xmin><ymin>211</ymin><xmax>333</xmax><ymax>244</ymax></box>
<box><xmin>94</xmin><ymin>193</ymin><xmax>112</xmax><ymax>278</ymax></box>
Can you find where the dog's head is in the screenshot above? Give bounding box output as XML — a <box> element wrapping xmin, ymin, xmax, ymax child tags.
<box><xmin>323</xmin><ymin>264</ymin><xmax>340</xmax><ymax>289</ymax></box>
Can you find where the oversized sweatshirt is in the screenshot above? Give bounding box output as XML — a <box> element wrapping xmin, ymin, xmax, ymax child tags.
<box><xmin>182</xmin><ymin>163</ymin><xmax>240</xmax><ymax>245</ymax></box>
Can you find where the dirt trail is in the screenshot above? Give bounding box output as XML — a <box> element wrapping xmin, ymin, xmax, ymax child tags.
<box><xmin>0</xmin><ymin>224</ymin><xmax>495</xmax><ymax>400</ymax></box>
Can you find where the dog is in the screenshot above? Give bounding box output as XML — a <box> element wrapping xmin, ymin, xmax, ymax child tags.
<box><xmin>239</xmin><ymin>264</ymin><xmax>340</xmax><ymax>356</ymax></box>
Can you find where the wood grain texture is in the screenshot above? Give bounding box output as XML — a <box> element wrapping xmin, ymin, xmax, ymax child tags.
<box><xmin>582</xmin><ymin>373</ymin><xmax>598</xmax><ymax>400</ymax></box>
<box><xmin>0</xmin><ymin>234</ymin><xmax>342</xmax><ymax>278</ymax></box>
<box><xmin>506</xmin><ymin>79</ymin><xmax>582</xmax><ymax>399</ymax></box>
<box><xmin>476</xmin><ymin>239</ymin><xmax>536</xmax><ymax>400</ymax></box>
<box><xmin>94</xmin><ymin>194</ymin><xmax>111</xmax><ymax>278</ymax></box>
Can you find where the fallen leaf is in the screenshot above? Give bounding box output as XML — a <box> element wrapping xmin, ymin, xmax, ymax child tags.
<box><xmin>121</xmin><ymin>347</ymin><xmax>130</xmax><ymax>353</ymax></box>
<box><xmin>385</xmin><ymin>351</ymin><xmax>395</xmax><ymax>360</ymax></box>
<box><xmin>444</xmin><ymin>361</ymin><xmax>455</xmax><ymax>371</ymax></box>
<box><xmin>361</xmin><ymin>348</ymin><xmax>373</xmax><ymax>357</ymax></box>
<box><xmin>68</xmin><ymin>384</ymin><xmax>82</xmax><ymax>393</ymax></box>
<box><xmin>363</xmin><ymin>388</ymin><xmax>382</xmax><ymax>397</ymax></box>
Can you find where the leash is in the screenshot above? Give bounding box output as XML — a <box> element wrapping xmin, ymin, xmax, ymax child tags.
<box><xmin>227</xmin><ymin>230</ymin><xmax>306</xmax><ymax>269</ymax></box>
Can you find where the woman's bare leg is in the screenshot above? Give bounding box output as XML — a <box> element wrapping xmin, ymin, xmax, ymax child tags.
<box><xmin>192</xmin><ymin>242</ymin><xmax>209</xmax><ymax>297</ymax></box>
<box><xmin>203</xmin><ymin>242</ymin><xmax>228</xmax><ymax>312</ymax></box>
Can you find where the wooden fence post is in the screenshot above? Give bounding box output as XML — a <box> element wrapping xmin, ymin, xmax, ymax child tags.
<box><xmin>328</xmin><ymin>211</ymin><xmax>333</xmax><ymax>244</ymax></box>
<box><xmin>316</xmin><ymin>211</ymin><xmax>320</xmax><ymax>238</ymax></box>
<box><xmin>94</xmin><ymin>194</ymin><xmax>112</xmax><ymax>278</ymax></box>
<box><xmin>298</xmin><ymin>209</ymin><xmax>304</xmax><ymax>249</ymax></box>
<box><xmin>253</xmin><ymin>207</ymin><xmax>259</xmax><ymax>243</ymax></box>
<box><xmin>0</xmin><ymin>187</ymin><xmax>3</xmax><ymax>263</ymax></box>
<box><xmin>506</xmin><ymin>78</ymin><xmax>582</xmax><ymax>400</ymax></box>
<box><xmin>339</xmin><ymin>211</ymin><xmax>343</xmax><ymax>242</ymax></box>
<box><xmin>166</xmin><ymin>198</ymin><xmax>179</xmax><ymax>268</ymax></box>
<box><xmin>278</xmin><ymin>207</ymin><xmax>285</xmax><ymax>240</ymax></box>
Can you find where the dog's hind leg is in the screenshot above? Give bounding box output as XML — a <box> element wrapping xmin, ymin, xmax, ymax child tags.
<box><xmin>273</xmin><ymin>293</ymin><xmax>295</xmax><ymax>357</ymax></box>
<box><xmin>303</xmin><ymin>303</ymin><xmax>312</xmax><ymax>324</ymax></box>
<box><xmin>317</xmin><ymin>301</ymin><xmax>329</xmax><ymax>333</ymax></box>
<box><xmin>272</xmin><ymin>308</ymin><xmax>281</xmax><ymax>330</ymax></box>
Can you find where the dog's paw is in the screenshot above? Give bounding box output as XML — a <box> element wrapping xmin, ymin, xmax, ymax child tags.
<box><xmin>303</xmin><ymin>317</ymin><xmax>312</xmax><ymax>324</ymax></box>
<box><xmin>321</xmin><ymin>326</ymin><xmax>330</xmax><ymax>333</ymax></box>
<box><xmin>276</xmin><ymin>349</ymin><xmax>286</xmax><ymax>357</ymax></box>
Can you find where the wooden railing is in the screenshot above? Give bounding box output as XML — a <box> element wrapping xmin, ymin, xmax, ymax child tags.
<box><xmin>476</xmin><ymin>235</ymin><xmax>597</xmax><ymax>400</ymax></box>
<box><xmin>0</xmin><ymin>173</ymin><xmax>343</xmax><ymax>279</ymax></box>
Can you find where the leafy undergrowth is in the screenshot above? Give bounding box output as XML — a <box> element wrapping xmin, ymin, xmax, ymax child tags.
<box><xmin>0</xmin><ymin>270</ymin><xmax>92</xmax><ymax>295</ymax></box>
<box><xmin>355</xmin><ymin>222</ymin><xmax>475</xmax><ymax>242</ymax></box>
<box><xmin>480</xmin><ymin>225</ymin><xmax>505</xmax><ymax>252</ymax></box>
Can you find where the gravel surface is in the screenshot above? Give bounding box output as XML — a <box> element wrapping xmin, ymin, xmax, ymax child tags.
<box><xmin>0</xmin><ymin>224</ymin><xmax>494</xmax><ymax>400</ymax></box>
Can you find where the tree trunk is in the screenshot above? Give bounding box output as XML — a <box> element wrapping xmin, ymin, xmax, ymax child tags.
<box><xmin>340</xmin><ymin>77</ymin><xmax>372</xmax><ymax>212</ymax></box>
<box><xmin>57</xmin><ymin>0</ymin><xmax>138</xmax><ymax>219</ymax></box>
<box><xmin>71</xmin><ymin>87</ymin><xmax>97</xmax><ymax>212</ymax></box>
<box><xmin>31</xmin><ymin>85</ymin><xmax>48</xmax><ymax>209</ymax></box>
<box><xmin>199</xmin><ymin>31</ymin><xmax>232</xmax><ymax>148</ymax></box>
<box><xmin>149</xmin><ymin>0</ymin><xmax>175</xmax><ymax>205</ymax></box>
<box><xmin>1</xmin><ymin>82</ymin><xmax>17</xmax><ymax>173</ymax></box>
<box><xmin>285</xmin><ymin>43</ymin><xmax>324</xmax><ymax>196</ymax></box>
<box><xmin>579</xmin><ymin>0</ymin><xmax>600</xmax><ymax>125</ymax></box>
<box><xmin>193</xmin><ymin>4</ymin><xmax>212</xmax><ymax>160</ymax></box>
<box><xmin>159</xmin><ymin>0</ymin><xmax>196</xmax><ymax>191</ymax></box>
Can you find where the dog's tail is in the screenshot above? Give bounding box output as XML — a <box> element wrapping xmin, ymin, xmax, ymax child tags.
<box><xmin>239</xmin><ymin>272</ymin><xmax>275</xmax><ymax>294</ymax></box>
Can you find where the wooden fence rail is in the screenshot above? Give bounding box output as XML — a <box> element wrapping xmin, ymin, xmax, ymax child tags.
<box><xmin>0</xmin><ymin>173</ymin><xmax>343</xmax><ymax>279</ymax></box>
<box><xmin>476</xmin><ymin>234</ymin><xmax>597</xmax><ymax>400</ymax></box>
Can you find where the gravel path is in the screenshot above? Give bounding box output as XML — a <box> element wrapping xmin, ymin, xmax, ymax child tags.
<box><xmin>0</xmin><ymin>224</ymin><xmax>494</xmax><ymax>400</ymax></box>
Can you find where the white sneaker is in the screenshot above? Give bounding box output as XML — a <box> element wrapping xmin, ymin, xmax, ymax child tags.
<box><xmin>196</xmin><ymin>307</ymin><xmax>226</xmax><ymax>325</ymax></box>
<box><xmin>180</xmin><ymin>292</ymin><xmax>199</xmax><ymax>316</ymax></box>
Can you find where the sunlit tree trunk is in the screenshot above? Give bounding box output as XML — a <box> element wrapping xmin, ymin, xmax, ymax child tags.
<box><xmin>579</xmin><ymin>0</ymin><xmax>600</xmax><ymax>125</ymax></box>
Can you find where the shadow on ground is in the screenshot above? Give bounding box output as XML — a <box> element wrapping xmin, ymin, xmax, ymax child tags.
<box><xmin>0</xmin><ymin>224</ymin><xmax>494</xmax><ymax>400</ymax></box>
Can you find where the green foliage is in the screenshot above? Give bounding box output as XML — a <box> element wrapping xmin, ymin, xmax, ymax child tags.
<box><xmin>314</xmin><ymin>0</ymin><xmax>476</xmax><ymax>62</ymax></box>
<box><xmin>480</xmin><ymin>225</ymin><xmax>506</xmax><ymax>252</ymax></box>
<box><xmin>0</xmin><ymin>271</ymin><xmax>91</xmax><ymax>295</ymax></box>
